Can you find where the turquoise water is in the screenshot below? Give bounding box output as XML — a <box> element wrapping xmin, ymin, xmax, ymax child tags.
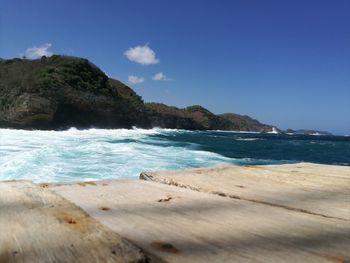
<box><xmin>0</xmin><ymin>128</ymin><xmax>349</xmax><ymax>183</ymax></box>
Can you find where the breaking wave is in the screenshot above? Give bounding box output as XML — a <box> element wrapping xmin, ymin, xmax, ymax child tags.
<box><xmin>0</xmin><ymin>128</ymin><xmax>270</xmax><ymax>183</ymax></box>
<box><xmin>1</xmin><ymin>127</ymin><xmax>348</xmax><ymax>183</ymax></box>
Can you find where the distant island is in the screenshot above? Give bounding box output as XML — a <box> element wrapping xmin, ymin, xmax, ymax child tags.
<box><xmin>0</xmin><ymin>55</ymin><xmax>279</xmax><ymax>132</ymax></box>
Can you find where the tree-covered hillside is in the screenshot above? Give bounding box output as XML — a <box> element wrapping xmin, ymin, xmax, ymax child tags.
<box><xmin>0</xmin><ymin>55</ymin><xmax>274</xmax><ymax>132</ymax></box>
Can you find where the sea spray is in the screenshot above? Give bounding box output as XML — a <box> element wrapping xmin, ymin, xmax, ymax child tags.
<box><xmin>0</xmin><ymin>128</ymin><xmax>349</xmax><ymax>183</ymax></box>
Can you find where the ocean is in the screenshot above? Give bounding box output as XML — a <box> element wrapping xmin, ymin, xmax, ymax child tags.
<box><xmin>0</xmin><ymin>128</ymin><xmax>349</xmax><ymax>183</ymax></box>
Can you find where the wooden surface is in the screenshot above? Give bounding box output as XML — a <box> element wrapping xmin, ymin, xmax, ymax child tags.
<box><xmin>0</xmin><ymin>181</ymin><xmax>146</xmax><ymax>263</ymax></box>
<box><xmin>1</xmin><ymin>163</ymin><xmax>349</xmax><ymax>263</ymax></box>
<box><xmin>52</xmin><ymin>163</ymin><xmax>350</xmax><ymax>263</ymax></box>
<box><xmin>141</xmin><ymin>163</ymin><xmax>350</xmax><ymax>220</ymax></box>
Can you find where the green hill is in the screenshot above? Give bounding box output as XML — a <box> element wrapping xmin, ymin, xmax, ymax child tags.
<box><xmin>0</xmin><ymin>55</ymin><xmax>274</xmax><ymax>132</ymax></box>
<box><xmin>145</xmin><ymin>103</ymin><xmax>273</xmax><ymax>132</ymax></box>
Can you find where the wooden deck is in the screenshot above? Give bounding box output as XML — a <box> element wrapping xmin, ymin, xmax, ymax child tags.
<box><xmin>0</xmin><ymin>181</ymin><xmax>146</xmax><ymax>263</ymax></box>
<box><xmin>140</xmin><ymin>163</ymin><xmax>350</xmax><ymax>220</ymax></box>
<box><xmin>1</xmin><ymin>163</ymin><xmax>349</xmax><ymax>262</ymax></box>
<box><xmin>53</xmin><ymin>163</ymin><xmax>350</xmax><ymax>262</ymax></box>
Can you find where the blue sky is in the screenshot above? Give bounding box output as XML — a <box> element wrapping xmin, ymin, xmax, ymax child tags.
<box><xmin>1</xmin><ymin>0</ymin><xmax>349</xmax><ymax>134</ymax></box>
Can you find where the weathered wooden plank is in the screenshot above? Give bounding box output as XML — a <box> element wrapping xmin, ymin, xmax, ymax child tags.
<box><xmin>141</xmin><ymin>163</ymin><xmax>350</xmax><ymax>220</ymax></box>
<box><xmin>0</xmin><ymin>181</ymin><xmax>146</xmax><ymax>263</ymax></box>
<box><xmin>52</xmin><ymin>175</ymin><xmax>350</xmax><ymax>263</ymax></box>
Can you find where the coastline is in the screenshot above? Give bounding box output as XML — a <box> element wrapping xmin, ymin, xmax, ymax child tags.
<box><xmin>1</xmin><ymin>162</ymin><xmax>349</xmax><ymax>262</ymax></box>
<box><xmin>1</xmin><ymin>128</ymin><xmax>349</xmax><ymax>184</ymax></box>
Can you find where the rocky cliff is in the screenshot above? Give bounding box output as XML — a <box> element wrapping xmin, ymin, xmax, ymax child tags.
<box><xmin>0</xmin><ymin>55</ymin><xmax>147</xmax><ymax>129</ymax></box>
<box><xmin>0</xmin><ymin>55</ymin><xmax>274</xmax><ymax>132</ymax></box>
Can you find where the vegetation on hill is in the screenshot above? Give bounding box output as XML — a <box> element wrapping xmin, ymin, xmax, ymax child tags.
<box><xmin>0</xmin><ymin>55</ymin><xmax>274</xmax><ymax>131</ymax></box>
<box><xmin>145</xmin><ymin>103</ymin><xmax>273</xmax><ymax>131</ymax></box>
<box><xmin>0</xmin><ymin>55</ymin><xmax>146</xmax><ymax>128</ymax></box>
<box><xmin>145</xmin><ymin>103</ymin><xmax>203</xmax><ymax>130</ymax></box>
<box><xmin>220</xmin><ymin>113</ymin><xmax>274</xmax><ymax>132</ymax></box>
<box><xmin>1</xmin><ymin>55</ymin><xmax>110</xmax><ymax>97</ymax></box>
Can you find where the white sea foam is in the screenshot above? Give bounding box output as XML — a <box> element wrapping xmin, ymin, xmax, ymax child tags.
<box><xmin>235</xmin><ymin>138</ymin><xmax>262</xmax><ymax>141</ymax></box>
<box><xmin>0</xmin><ymin>128</ymin><xmax>242</xmax><ymax>183</ymax></box>
<box><xmin>212</xmin><ymin>130</ymin><xmax>262</xmax><ymax>134</ymax></box>
<box><xmin>310</xmin><ymin>132</ymin><xmax>326</xmax><ymax>136</ymax></box>
<box><xmin>267</xmin><ymin>127</ymin><xmax>279</xmax><ymax>134</ymax></box>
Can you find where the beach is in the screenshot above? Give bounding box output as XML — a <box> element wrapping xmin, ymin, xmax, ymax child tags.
<box><xmin>1</xmin><ymin>163</ymin><xmax>349</xmax><ymax>262</ymax></box>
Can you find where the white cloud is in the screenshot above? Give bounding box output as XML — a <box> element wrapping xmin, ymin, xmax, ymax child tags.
<box><xmin>25</xmin><ymin>43</ymin><xmax>52</xmax><ymax>59</ymax></box>
<box><xmin>152</xmin><ymin>72</ymin><xmax>170</xmax><ymax>81</ymax></box>
<box><xmin>124</xmin><ymin>44</ymin><xmax>159</xmax><ymax>65</ymax></box>
<box><xmin>128</xmin><ymin>75</ymin><xmax>145</xmax><ymax>84</ymax></box>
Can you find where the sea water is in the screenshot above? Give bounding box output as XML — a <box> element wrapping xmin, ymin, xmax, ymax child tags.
<box><xmin>0</xmin><ymin>128</ymin><xmax>349</xmax><ymax>183</ymax></box>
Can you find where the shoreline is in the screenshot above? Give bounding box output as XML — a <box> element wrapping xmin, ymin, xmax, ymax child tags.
<box><xmin>1</xmin><ymin>162</ymin><xmax>349</xmax><ymax>262</ymax></box>
<box><xmin>32</xmin><ymin>161</ymin><xmax>350</xmax><ymax>186</ymax></box>
<box><xmin>3</xmin><ymin>162</ymin><xmax>349</xmax><ymax>186</ymax></box>
<box><xmin>1</xmin><ymin>129</ymin><xmax>349</xmax><ymax>183</ymax></box>
<box><xmin>1</xmin><ymin>126</ymin><xmax>348</xmax><ymax>136</ymax></box>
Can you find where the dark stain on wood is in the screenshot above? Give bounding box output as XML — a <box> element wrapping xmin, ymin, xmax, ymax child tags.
<box><xmin>67</xmin><ymin>218</ymin><xmax>77</xmax><ymax>224</ymax></box>
<box><xmin>151</xmin><ymin>241</ymin><xmax>179</xmax><ymax>253</ymax></box>
<box><xmin>319</xmin><ymin>254</ymin><xmax>350</xmax><ymax>263</ymax></box>
<box><xmin>212</xmin><ymin>191</ymin><xmax>227</xmax><ymax>197</ymax></box>
<box><xmin>54</xmin><ymin>210</ymin><xmax>90</xmax><ymax>233</ymax></box>
<box><xmin>78</xmin><ymin>181</ymin><xmax>97</xmax><ymax>187</ymax></box>
<box><xmin>158</xmin><ymin>195</ymin><xmax>173</xmax><ymax>202</ymax></box>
